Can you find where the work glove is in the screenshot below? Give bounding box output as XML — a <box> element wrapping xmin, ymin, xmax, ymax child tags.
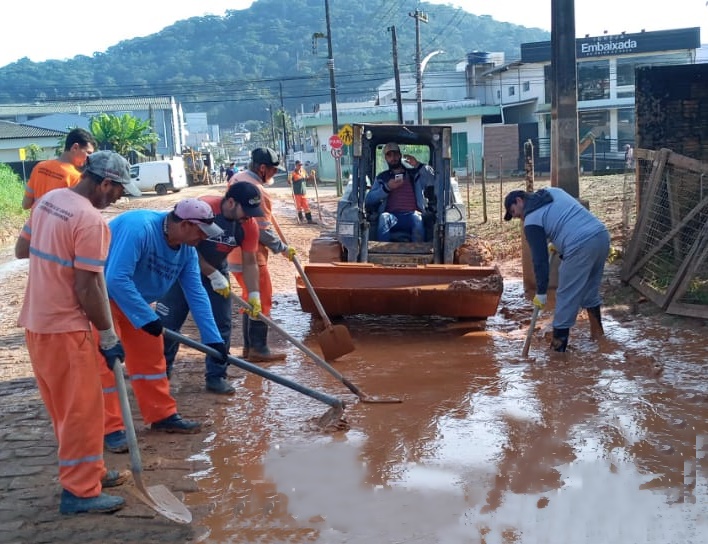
<box><xmin>207</xmin><ymin>270</ymin><xmax>231</xmax><ymax>298</ymax></box>
<box><xmin>532</xmin><ymin>293</ymin><xmax>547</xmax><ymax>310</ymax></box>
<box><xmin>548</xmin><ymin>242</ymin><xmax>557</xmax><ymax>255</ymax></box>
<box><xmin>206</xmin><ymin>342</ymin><xmax>229</xmax><ymax>362</ymax></box>
<box><xmin>141</xmin><ymin>318</ymin><xmax>163</xmax><ymax>337</ymax></box>
<box><xmin>246</xmin><ymin>291</ymin><xmax>262</xmax><ymax>318</ymax></box>
<box><xmin>284</xmin><ymin>246</ymin><xmax>297</xmax><ymax>262</ymax></box>
<box><xmin>98</xmin><ymin>328</ymin><xmax>125</xmax><ymax>370</ymax></box>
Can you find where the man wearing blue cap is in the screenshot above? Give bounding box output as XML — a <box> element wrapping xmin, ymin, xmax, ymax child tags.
<box><xmin>504</xmin><ymin>187</ymin><xmax>610</xmax><ymax>352</ymax></box>
<box><xmin>158</xmin><ymin>182</ymin><xmax>264</xmax><ymax>394</ymax></box>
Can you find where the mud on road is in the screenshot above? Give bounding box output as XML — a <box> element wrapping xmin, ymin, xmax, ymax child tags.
<box><xmin>0</xmin><ymin>179</ymin><xmax>707</xmax><ymax>543</ymax></box>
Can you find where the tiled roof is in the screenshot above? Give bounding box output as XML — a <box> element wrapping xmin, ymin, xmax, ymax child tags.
<box><xmin>0</xmin><ymin>120</ymin><xmax>66</xmax><ymax>139</ymax></box>
<box><xmin>0</xmin><ymin>96</ymin><xmax>176</xmax><ymax>117</ymax></box>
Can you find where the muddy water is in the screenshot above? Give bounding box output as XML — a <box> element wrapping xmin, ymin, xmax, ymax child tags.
<box><xmin>186</xmin><ymin>281</ymin><xmax>707</xmax><ymax>543</ymax></box>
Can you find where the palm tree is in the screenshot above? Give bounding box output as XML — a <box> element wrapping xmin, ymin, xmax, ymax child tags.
<box><xmin>90</xmin><ymin>113</ymin><xmax>159</xmax><ymax>157</ymax></box>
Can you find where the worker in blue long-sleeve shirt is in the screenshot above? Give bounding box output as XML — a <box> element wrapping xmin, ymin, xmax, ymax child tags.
<box><xmin>504</xmin><ymin>187</ymin><xmax>610</xmax><ymax>352</ymax></box>
<box><xmin>99</xmin><ymin>198</ymin><xmax>229</xmax><ymax>453</ymax></box>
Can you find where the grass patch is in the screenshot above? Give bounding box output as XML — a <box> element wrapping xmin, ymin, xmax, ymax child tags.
<box><xmin>0</xmin><ymin>164</ymin><xmax>26</xmax><ymax>218</ymax></box>
<box><xmin>0</xmin><ymin>164</ymin><xmax>28</xmax><ymax>247</ymax></box>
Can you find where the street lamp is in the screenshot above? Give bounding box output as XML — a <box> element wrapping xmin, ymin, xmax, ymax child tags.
<box><xmin>418</xmin><ymin>50</ymin><xmax>444</xmax><ymax>124</ymax></box>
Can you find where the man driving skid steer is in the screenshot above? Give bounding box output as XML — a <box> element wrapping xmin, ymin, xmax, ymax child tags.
<box><xmin>365</xmin><ymin>142</ymin><xmax>435</xmax><ymax>242</ymax></box>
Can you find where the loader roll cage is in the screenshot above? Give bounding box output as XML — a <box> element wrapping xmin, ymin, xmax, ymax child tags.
<box><xmin>336</xmin><ymin>123</ymin><xmax>465</xmax><ymax>265</ymax></box>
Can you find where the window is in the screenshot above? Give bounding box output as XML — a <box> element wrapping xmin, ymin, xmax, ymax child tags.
<box><xmin>577</xmin><ymin>60</ymin><xmax>610</xmax><ymax>101</ymax></box>
<box><xmin>508</xmin><ymin>86</ymin><xmax>515</xmax><ymax>97</ymax></box>
<box><xmin>523</xmin><ymin>81</ymin><xmax>530</xmax><ymax>92</ymax></box>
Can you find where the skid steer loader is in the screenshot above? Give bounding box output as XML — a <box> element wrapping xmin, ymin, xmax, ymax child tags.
<box><xmin>296</xmin><ymin>123</ymin><xmax>503</xmax><ymax>320</ymax></box>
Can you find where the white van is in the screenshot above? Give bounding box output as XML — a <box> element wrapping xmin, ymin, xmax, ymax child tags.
<box><xmin>129</xmin><ymin>158</ymin><xmax>187</xmax><ymax>195</ymax></box>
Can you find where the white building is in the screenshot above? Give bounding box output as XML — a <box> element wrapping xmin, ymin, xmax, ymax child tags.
<box><xmin>297</xmin><ymin>27</ymin><xmax>702</xmax><ymax>180</ymax></box>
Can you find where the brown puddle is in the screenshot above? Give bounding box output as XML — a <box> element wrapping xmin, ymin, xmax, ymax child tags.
<box><xmin>185</xmin><ymin>281</ymin><xmax>708</xmax><ymax>543</ymax></box>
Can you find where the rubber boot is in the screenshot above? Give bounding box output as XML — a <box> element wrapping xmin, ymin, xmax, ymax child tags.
<box><xmin>247</xmin><ymin>319</ymin><xmax>286</xmax><ymax>362</ymax></box>
<box><xmin>297</xmin><ymin>211</ymin><xmax>305</xmax><ymax>223</ymax></box>
<box><xmin>550</xmin><ymin>327</ymin><xmax>569</xmax><ymax>352</ymax></box>
<box><xmin>305</xmin><ymin>212</ymin><xmax>316</xmax><ymax>224</ymax></box>
<box><xmin>586</xmin><ymin>305</ymin><xmax>604</xmax><ymax>339</ymax></box>
<box><xmin>241</xmin><ymin>314</ymin><xmax>250</xmax><ymax>359</ymax></box>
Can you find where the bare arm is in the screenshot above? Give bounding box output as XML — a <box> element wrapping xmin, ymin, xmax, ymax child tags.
<box><xmin>198</xmin><ymin>253</ymin><xmax>217</xmax><ymax>277</ymax></box>
<box><xmin>14</xmin><ymin>235</ymin><xmax>30</xmax><ymax>259</ymax></box>
<box><xmin>241</xmin><ymin>251</ymin><xmax>260</xmax><ymax>295</ymax></box>
<box><xmin>74</xmin><ymin>269</ymin><xmax>114</xmax><ymax>331</ymax></box>
<box><xmin>21</xmin><ymin>195</ymin><xmax>34</xmax><ymax>210</ymax></box>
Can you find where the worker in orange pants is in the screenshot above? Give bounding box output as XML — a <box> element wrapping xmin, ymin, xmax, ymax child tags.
<box><xmin>227</xmin><ymin>148</ymin><xmax>296</xmax><ymax>362</ymax></box>
<box><xmin>101</xmin><ymin>301</ymin><xmax>178</xmax><ymax>434</ymax></box>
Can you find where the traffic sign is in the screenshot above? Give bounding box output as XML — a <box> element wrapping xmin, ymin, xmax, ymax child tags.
<box><xmin>330</xmin><ymin>148</ymin><xmax>343</xmax><ymax>158</ymax></box>
<box><xmin>328</xmin><ymin>134</ymin><xmax>343</xmax><ymax>149</ymax></box>
<box><xmin>338</xmin><ymin>124</ymin><xmax>353</xmax><ymax>146</ymax></box>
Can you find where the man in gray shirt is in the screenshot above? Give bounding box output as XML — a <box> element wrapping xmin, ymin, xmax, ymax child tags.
<box><xmin>504</xmin><ymin>187</ymin><xmax>610</xmax><ymax>351</ymax></box>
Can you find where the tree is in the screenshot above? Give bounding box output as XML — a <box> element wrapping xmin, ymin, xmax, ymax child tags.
<box><xmin>25</xmin><ymin>143</ymin><xmax>44</xmax><ymax>161</ymax></box>
<box><xmin>89</xmin><ymin>113</ymin><xmax>159</xmax><ymax>157</ymax></box>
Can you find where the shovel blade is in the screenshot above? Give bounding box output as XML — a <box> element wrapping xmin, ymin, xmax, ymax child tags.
<box><xmin>133</xmin><ymin>474</ymin><xmax>192</xmax><ymax>524</ymax></box>
<box><xmin>318</xmin><ymin>324</ymin><xmax>355</xmax><ymax>361</ymax></box>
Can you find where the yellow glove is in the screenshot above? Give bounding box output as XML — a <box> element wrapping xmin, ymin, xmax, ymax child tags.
<box><xmin>207</xmin><ymin>270</ymin><xmax>231</xmax><ymax>298</ymax></box>
<box><xmin>548</xmin><ymin>242</ymin><xmax>557</xmax><ymax>255</ymax></box>
<box><xmin>284</xmin><ymin>246</ymin><xmax>296</xmax><ymax>262</ymax></box>
<box><xmin>246</xmin><ymin>291</ymin><xmax>262</xmax><ymax>318</ymax></box>
<box><xmin>532</xmin><ymin>293</ymin><xmax>547</xmax><ymax>309</ymax></box>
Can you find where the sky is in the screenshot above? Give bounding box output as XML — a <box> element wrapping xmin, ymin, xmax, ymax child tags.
<box><xmin>1</xmin><ymin>0</ymin><xmax>706</xmax><ymax>68</ymax></box>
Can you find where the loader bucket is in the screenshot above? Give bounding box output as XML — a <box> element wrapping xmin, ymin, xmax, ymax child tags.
<box><xmin>296</xmin><ymin>263</ymin><xmax>503</xmax><ymax>319</ymax></box>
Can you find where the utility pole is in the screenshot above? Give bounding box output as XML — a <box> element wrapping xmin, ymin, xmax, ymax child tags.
<box><xmin>550</xmin><ymin>0</ymin><xmax>580</xmax><ymax>196</ymax></box>
<box><xmin>268</xmin><ymin>107</ymin><xmax>276</xmax><ymax>151</ymax></box>
<box><xmin>409</xmin><ymin>9</ymin><xmax>428</xmax><ymax>124</ymax></box>
<box><xmin>279</xmin><ymin>81</ymin><xmax>289</xmax><ymax>162</ymax></box>
<box><xmin>387</xmin><ymin>25</ymin><xmax>404</xmax><ymax>124</ymax></box>
<box><xmin>324</xmin><ymin>0</ymin><xmax>342</xmax><ymax>196</ymax></box>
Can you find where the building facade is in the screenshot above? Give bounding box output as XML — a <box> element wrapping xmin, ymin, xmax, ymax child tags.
<box><xmin>0</xmin><ymin>96</ymin><xmax>186</xmax><ymax>158</ymax></box>
<box><xmin>297</xmin><ymin>27</ymin><xmax>702</xmax><ymax>180</ymax></box>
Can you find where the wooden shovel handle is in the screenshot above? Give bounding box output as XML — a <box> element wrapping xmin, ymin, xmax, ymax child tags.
<box><xmin>271</xmin><ymin>214</ymin><xmax>334</xmax><ymax>328</ymax></box>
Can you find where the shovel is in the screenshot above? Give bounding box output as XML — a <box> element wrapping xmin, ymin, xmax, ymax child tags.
<box><xmin>163</xmin><ymin>329</ymin><xmax>348</xmax><ymax>431</ymax></box>
<box><xmin>232</xmin><ymin>295</ymin><xmax>400</xmax><ymax>403</ymax></box>
<box><xmin>112</xmin><ymin>361</ymin><xmax>192</xmax><ymax>524</ymax></box>
<box><xmin>522</xmin><ymin>252</ymin><xmax>554</xmax><ymax>357</ymax></box>
<box><xmin>271</xmin><ymin>216</ymin><xmax>355</xmax><ymax>361</ymax></box>
<box><xmin>99</xmin><ymin>273</ymin><xmax>191</xmax><ymax>524</ymax></box>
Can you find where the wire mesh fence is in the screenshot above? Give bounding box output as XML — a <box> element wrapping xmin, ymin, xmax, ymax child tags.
<box><xmin>459</xmin><ymin>171</ymin><xmax>638</xmax><ymax>262</ymax></box>
<box><xmin>622</xmin><ymin>148</ymin><xmax>708</xmax><ymax>318</ymax></box>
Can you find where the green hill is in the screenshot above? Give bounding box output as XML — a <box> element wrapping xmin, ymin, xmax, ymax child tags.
<box><xmin>0</xmin><ymin>0</ymin><xmax>549</xmax><ymax>127</ymax></box>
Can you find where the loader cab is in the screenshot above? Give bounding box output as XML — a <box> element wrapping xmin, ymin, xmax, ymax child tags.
<box><xmin>336</xmin><ymin>123</ymin><xmax>467</xmax><ymax>265</ymax></box>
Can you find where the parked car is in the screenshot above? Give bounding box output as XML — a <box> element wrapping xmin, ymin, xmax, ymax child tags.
<box><xmin>129</xmin><ymin>158</ymin><xmax>187</xmax><ymax>195</ymax></box>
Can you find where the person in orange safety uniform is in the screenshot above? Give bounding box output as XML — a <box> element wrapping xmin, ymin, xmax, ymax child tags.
<box><xmin>14</xmin><ymin>151</ymin><xmax>141</xmax><ymax>515</ymax></box>
<box><xmin>226</xmin><ymin>147</ymin><xmax>296</xmax><ymax>362</ymax></box>
<box><xmin>21</xmin><ymin>127</ymin><xmax>97</xmax><ymax>210</ymax></box>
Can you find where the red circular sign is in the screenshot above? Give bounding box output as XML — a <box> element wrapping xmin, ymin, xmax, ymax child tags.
<box><xmin>328</xmin><ymin>135</ymin><xmax>343</xmax><ymax>149</ymax></box>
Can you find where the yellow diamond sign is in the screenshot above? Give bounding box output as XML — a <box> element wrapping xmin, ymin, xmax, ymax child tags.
<box><xmin>338</xmin><ymin>124</ymin><xmax>353</xmax><ymax>146</ymax></box>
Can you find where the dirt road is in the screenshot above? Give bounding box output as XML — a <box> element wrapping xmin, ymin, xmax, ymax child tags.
<box><xmin>0</xmin><ymin>180</ymin><xmax>706</xmax><ymax>543</ymax></box>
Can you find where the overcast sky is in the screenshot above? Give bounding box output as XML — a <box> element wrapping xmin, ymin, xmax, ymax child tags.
<box><xmin>1</xmin><ymin>0</ymin><xmax>706</xmax><ymax>68</ymax></box>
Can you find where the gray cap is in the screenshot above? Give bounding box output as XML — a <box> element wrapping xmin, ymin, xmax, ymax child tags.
<box><xmin>251</xmin><ymin>147</ymin><xmax>285</xmax><ymax>171</ymax></box>
<box><xmin>85</xmin><ymin>151</ymin><xmax>141</xmax><ymax>197</ymax></box>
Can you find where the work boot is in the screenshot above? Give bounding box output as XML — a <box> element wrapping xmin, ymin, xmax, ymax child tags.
<box><xmin>59</xmin><ymin>490</ymin><xmax>125</xmax><ymax>515</ymax></box>
<box><xmin>104</xmin><ymin>430</ymin><xmax>128</xmax><ymax>454</ymax></box>
<box><xmin>305</xmin><ymin>212</ymin><xmax>317</xmax><ymax>224</ymax></box>
<box><xmin>247</xmin><ymin>319</ymin><xmax>286</xmax><ymax>362</ymax></box>
<box><xmin>297</xmin><ymin>211</ymin><xmax>305</xmax><ymax>222</ymax></box>
<box><xmin>206</xmin><ymin>376</ymin><xmax>236</xmax><ymax>395</ymax></box>
<box><xmin>586</xmin><ymin>305</ymin><xmax>604</xmax><ymax>339</ymax></box>
<box><xmin>151</xmin><ymin>413</ymin><xmax>201</xmax><ymax>434</ymax></box>
<box><xmin>241</xmin><ymin>314</ymin><xmax>251</xmax><ymax>359</ymax></box>
<box><xmin>101</xmin><ymin>469</ymin><xmax>130</xmax><ymax>488</ymax></box>
<box><xmin>550</xmin><ymin>327</ymin><xmax>569</xmax><ymax>352</ymax></box>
